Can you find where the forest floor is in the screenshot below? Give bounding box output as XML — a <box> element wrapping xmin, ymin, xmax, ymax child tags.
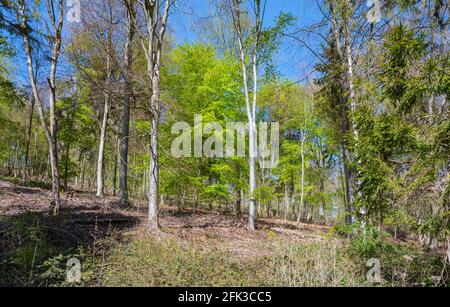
<box><xmin>0</xmin><ymin>177</ymin><xmax>448</xmax><ymax>287</ymax></box>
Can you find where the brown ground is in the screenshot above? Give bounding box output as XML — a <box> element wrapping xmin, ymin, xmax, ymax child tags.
<box><xmin>0</xmin><ymin>179</ymin><xmax>329</xmax><ymax>257</ymax></box>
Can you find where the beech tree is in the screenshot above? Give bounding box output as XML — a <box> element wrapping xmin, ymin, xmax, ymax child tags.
<box><xmin>126</xmin><ymin>0</ymin><xmax>176</xmax><ymax>231</ymax></box>
<box><xmin>18</xmin><ymin>0</ymin><xmax>64</xmax><ymax>214</ymax></box>
<box><xmin>119</xmin><ymin>1</ymin><xmax>135</xmax><ymax>208</ymax></box>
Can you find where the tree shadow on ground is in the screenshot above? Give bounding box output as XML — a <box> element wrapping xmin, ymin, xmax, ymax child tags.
<box><xmin>0</xmin><ymin>205</ymin><xmax>140</xmax><ymax>286</ymax></box>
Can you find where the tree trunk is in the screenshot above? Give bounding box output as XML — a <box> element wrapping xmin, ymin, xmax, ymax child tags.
<box><xmin>297</xmin><ymin>133</ymin><xmax>306</xmax><ymax>224</ymax></box>
<box><xmin>330</xmin><ymin>0</ymin><xmax>356</xmax><ymax>225</ymax></box>
<box><xmin>129</xmin><ymin>0</ymin><xmax>172</xmax><ymax>232</ymax></box>
<box><xmin>284</xmin><ymin>182</ymin><xmax>290</xmax><ymax>220</ymax></box>
<box><xmin>23</xmin><ymin>96</ymin><xmax>35</xmax><ymax>181</ymax></box>
<box><xmin>48</xmin><ymin>85</ymin><xmax>61</xmax><ymax>215</ymax></box>
<box><xmin>119</xmin><ymin>3</ymin><xmax>134</xmax><ymax>208</ymax></box>
<box><xmin>81</xmin><ymin>154</ymin><xmax>86</xmax><ymax>190</ymax></box>
<box><xmin>235</xmin><ymin>188</ymin><xmax>242</xmax><ymax>217</ymax></box>
<box><xmin>63</xmin><ymin>143</ymin><xmax>70</xmax><ymax>192</ymax></box>
<box><xmin>231</xmin><ymin>0</ymin><xmax>262</xmax><ymax>230</ymax></box>
<box><xmin>342</xmin><ymin>145</ymin><xmax>353</xmax><ymax>224</ymax></box>
<box><xmin>446</xmin><ymin>237</ymin><xmax>450</xmax><ymax>265</ymax></box>
<box><xmin>194</xmin><ymin>190</ymin><xmax>199</xmax><ymax>214</ymax></box>
<box><xmin>148</xmin><ymin>81</ymin><xmax>160</xmax><ymax>232</ymax></box>
<box><xmin>113</xmin><ymin>130</ymin><xmax>119</xmax><ymax>196</ymax></box>
<box><xmin>20</xmin><ymin>0</ymin><xmax>63</xmax><ymax>215</ymax></box>
<box><xmin>96</xmin><ymin>56</ymin><xmax>111</xmax><ymax>198</ymax></box>
<box><xmin>248</xmin><ymin>119</ymin><xmax>257</xmax><ymax>230</ymax></box>
<box><xmin>297</xmin><ymin>98</ymin><xmax>307</xmax><ymax>224</ymax></box>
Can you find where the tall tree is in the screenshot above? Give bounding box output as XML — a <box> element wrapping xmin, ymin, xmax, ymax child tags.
<box><xmin>229</xmin><ymin>0</ymin><xmax>264</xmax><ymax>230</ymax></box>
<box><xmin>228</xmin><ymin>0</ymin><xmax>293</xmax><ymax>229</ymax></box>
<box><xmin>18</xmin><ymin>0</ymin><xmax>64</xmax><ymax>214</ymax></box>
<box><xmin>119</xmin><ymin>1</ymin><xmax>135</xmax><ymax>208</ymax></box>
<box><xmin>126</xmin><ymin>0</ymin><xmax>175</xmax><ymax>231</ymax></box>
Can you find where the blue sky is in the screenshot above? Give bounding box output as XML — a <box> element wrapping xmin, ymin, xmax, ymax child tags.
<box><xmin>9</xmin><ymin>0</ymin><xmax>325</xmax><ymax>87</ymax></box>
<box><xmin>169</xmin><ymin>0</ymin><xmax>324</xmax><ymax>82</ymax></box>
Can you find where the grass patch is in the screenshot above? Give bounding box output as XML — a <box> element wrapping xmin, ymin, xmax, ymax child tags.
<box><xmin>2</xmin><ymin>213</ymin><xmax>447</xmax><ymax>287</ymax></box>
<box><xmin>98</xmin><ymin>235</ymin><xmax>448</xmax><ymax>287</ymax></box>
<box><xmin>99</xmin><ymin>237</ymin><xmax>368</xmax><ymax>287</ymax></box>
<box><xmin>100</xmin><ymin>238</ymin><xmax>267</xmax><ymax>287</ymax></box>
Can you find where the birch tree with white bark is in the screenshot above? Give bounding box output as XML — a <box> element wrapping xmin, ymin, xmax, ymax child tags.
<box><xmin>229</xmin><ymin>0</ymin><xmax>292</xmax><ymax>230</ymax></box>
<box><xmin>229</xmin><ymin>0</ymin><xmax>263</xmax><ymax>230</ymax></box>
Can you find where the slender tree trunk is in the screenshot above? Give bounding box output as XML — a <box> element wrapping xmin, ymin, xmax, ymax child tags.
<box><xmin>446</xmin><ymin>237</ymin><xmax>450</xmax><ymax>265</ymax></box>
<box><xmin>194</xmin><ymin>190</ymin><xmax>199</xmax><ymax>214</ymax></box>
<box><xmin>13</xmin><ymin>142</ymin><xmax>19</xmax><ymax>178</ymax></box>
<box><xmin>80</xmin><ymin>153</ymin><xmax>86</xmax><ymax>190</ymax></box>
<box><xmin>96</xmin><ymin>97</ymin><xmax>109</xmax><ymax>197</ymax></box>
<box><xmin>276</xmin><ymin>197</ymin><xmax>280</xmax><ymax>217</ymax></box>
<box><xmin>148</xmin><ymin>84</ymin><xmax>160</xmax><ymax>231</ymax></box>
<box><xmin>113</xmin><ymin>130</ymin><xmax>119</xmax><ymax>196</ymax></box>
<box><xmin>342</xmin><ymin>1</ymin><xmax>358</xmax><ymax>225</ymax></box>
<box><xmin>297</xmin><ymin>96</ymin><xmax>307</xmax><ymax>224</ymax></box>
<box><xmin>96</xmin><ymin>56</ymin><xmax>111</xmax><ymax>198</ymax></box>
<box><xmin>330</xmin><ymin>0</ymin><xmax>356</xmax><ymax>225</ymax></box>
<box><xmin>132</xmin><ymin>139</ymin><xmax>137</xmax><ymax>197</ymax></box>
<box><xmin>48</xmin><ymin>87</ymin><xmax>61</xmax><ymax>215</ymax></box>
<box><xmin>284</xmin><ymin>182</ymin><xmax>290</xmax><ymax>220</ymax></box>
<box><xmin>235</xmin><ymin>188</ymin><xmax>242</xmax><ymax>217</ymax></box>
<box><xmin>297</xmin><ymin>132</ymin><xmax>306</xmax><ymax>224</ymax></box>
<box><xmin>31</xmin><ymin>131</ymin><xmax>37</xmax><ymax>177</ymax></box>
<box><xmin>20</xmin><ymin>0</ymin><xmax>63</xmax><ymax>214</ymax></box>
<box><xmin>63</xmin><ymin>143</ymin><xmax>70</xmax><ymax>191</ymax></box>
<box><xmin>248</xmin><ymin>118</ymin><xmax>257</xmax><ymax>229</ymax></box>
<box><xmin>342</xmin><ymin>145</ymin><xmax>353</xmax><ymax>224</ymax></box>
<box><xmin>119</xmin><ymin>2</ymin><xmax>135</xmax><ymax>208</ymax></box>
<box><xmin>231</xmin><ymin>0</ymin><xmax>262</xmax><ymax>230</ymax></box>
<box><xmin>128</xmin><ymin>0</ymin><xmax>172</xmax><ymax>232</ymax></box>
<box><xmin>23</xmin><ymin>96</ymin><xmax>35</xmax><ymax>181</ymax></box>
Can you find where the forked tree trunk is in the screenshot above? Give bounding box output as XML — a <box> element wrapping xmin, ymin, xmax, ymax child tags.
<box><xmin>231</xmin><ymin>0</ymin><xmax>262</xmax><ymax>230</ymax></box>
<box><xmin>20</xmin><ymin>0</ymin><xmax>63</xmax><ymax>215</ymax></box>
<box><xmin>127</xmin><ymin>0</ymin><xmax>172</xmax><ymax>232</ymax></box>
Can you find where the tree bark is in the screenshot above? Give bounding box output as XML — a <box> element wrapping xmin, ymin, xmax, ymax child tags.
<box><xmin>148</xmin><ymin>79</ymin><xmax>160</xmax><ymax>231</ymax></box>
<box><xmin>284</xmin><ymin>182</ymin><xmax>290</xmax><ymax>220</ymax></box>
<box><xmin>19</xmin><ymin>0</ymin><xmax>63</xmax><ymax>215</ymax></box>
<box><xmin>119</xmin><ymin>1</ymin><xmax>135</xmax><ymax>208</ymax></box>
<box><xmin>127</xmin><ymin>0</ymin><xmax>172</xmax><ymax>232</ymax></box>
<box><xmin>297</xmin><ymin>94</ymin><xmax>307</xmax><ymax>224</ymax></box>
<box><xmin>329</xmin><ymin>0</ymin><xmax>356</xmax><ymax>224</ymax></box>
<box><xmin>23</xmin><ymin>96</ymin><xmax>35</xmax><ymax>182</ymax></box>
<box><xmin>230</xmin><ymin>0</ymin><xmax>263</xmax><ymax>230</ymax></box>
<box><xmin>235</xmin><ymin>188</ymin><xmax>242</xmax><ymax>217</ymax></box>
<box><xmin>96</xmin><ymin>55</ymin><xmax>111</xmax><ymax>197</ymax></box>
<box><xmin>113</xmin><ymin>129</ymin><xmax>119</xmax><ymax>196</ymax></box>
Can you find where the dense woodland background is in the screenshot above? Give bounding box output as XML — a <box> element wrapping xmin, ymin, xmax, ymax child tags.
<box><xmin>0</xmin><ymin>0</ymin><xmax>449</xmax><ymax>287</ymax></box>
